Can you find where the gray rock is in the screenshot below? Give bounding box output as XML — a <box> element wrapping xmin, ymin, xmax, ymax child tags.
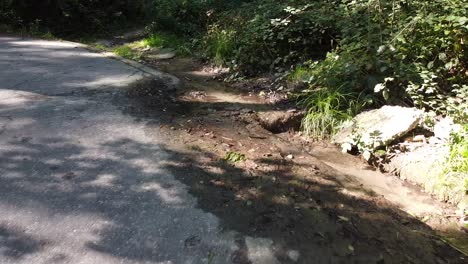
<box><xmin>333</xmin><ymin>106</ymin><xmax>423</xmax><ymax>148</ymax></box>
<box><xmin>434</xmin><ymin>117</ymin><xmax>462</xmax><ymax>141</ymax></box>
<box><xmin>287</xmin><ymin>250</ymin><xmax>300</xmax><ymax>262</ymax></box>
<box><xmin>147</xmin><ymin>48</ymin><xmax>176</xmax><ymax>60</ymax></box>
<box><xmin>383</xmin><ymin>144</ymin><xmax>467</xmax><ymax>208</ymax></box>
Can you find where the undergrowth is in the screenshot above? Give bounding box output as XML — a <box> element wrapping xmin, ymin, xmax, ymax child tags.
<box><xmin>114</xmin><ymin>45</ymin><xmax>140</xmax><ymax>60</ymax></box>
<box><xmin>424</xmin><ymin>125</ymin><xmax>468</xmax><ymax>207</ymax></box>
<box><xmin>298</xmin><ymin>88</ymin><xmax>355</xmax><ymax>139</ymax></box>
<box><xmin>143</xmin><ymin>0</ymin><xmax>467</xmax><ymax>139</ymax></box>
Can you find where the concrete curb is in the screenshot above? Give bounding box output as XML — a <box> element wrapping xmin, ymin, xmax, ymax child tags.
<box><xmin>61</xmin><ymin>40</ymin><xmax>181</xmax><ymax>89</ymax></box>
<box><xmin>100</xmin><ymin>51</ymin><xmax>181</xmax><ymax>88</ymax></box>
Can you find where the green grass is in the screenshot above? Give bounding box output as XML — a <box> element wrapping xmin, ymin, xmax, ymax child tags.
<box><xmin>448</xmin><ymin>128</ymin><xmax>468</xmax><ymax>174</ymax></box>
<box><xmin>113</xmin><ymin>45</ymin><xmax>139</xmax><ymax>59</ymax></box>
<box><xmin>139</xmin><ymin>32</ymin><xmax>193</xmax><ymax>56</ymax></box>
<box><xmin>298</xmin><ymin>87</ymin><xmax>359</xmax><ymax>139</ymax></box>
<box><xmin>142</xmin><ymin>33</ymin><xmax>179</xmax><ymax>48</ymax></box>
<box><xmin>204</xmin><ymin>27</ymin><xmax>236</xmax><ymax>65</ymax></box>
<box><xmin>113</xmin><ymin>32</ymin><xmax>192</xmax><ymax>60</ymax></box>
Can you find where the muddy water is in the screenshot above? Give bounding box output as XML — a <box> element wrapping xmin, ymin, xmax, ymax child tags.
<box><xmin>150</xmin><ymin>58</ymin><xmax>269</xmax><ymax>107</ymax></box>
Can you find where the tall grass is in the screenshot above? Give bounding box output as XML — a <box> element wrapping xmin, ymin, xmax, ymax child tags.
<box><xmin>203</xmin><ymin>26</ymin><xmax>237</xmax><ymax>65</ymax></box>
<box><xmin>298</xmin><ymin>88</ymin><xmax>356</xmax><ymax>139</ymax></box>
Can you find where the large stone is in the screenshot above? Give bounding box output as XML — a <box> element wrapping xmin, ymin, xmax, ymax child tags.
<box><xmin>384</xmin><ymin>144</ymin><xmax>467</xmax><ymax>209</ymax></box>
<box><xmin>333</xmin><ymin>106</ymin><xmax>423</xmax><ymax>148</ymax></box>
<box><xmin>434</xmin><ymin>117</ymin><xmax>462</xmax><ymax>141</ymax></box>
<box><xmin>147</xmin><ymin>48</ymin><xmax>176</xmax><ymax>60</ymax></box>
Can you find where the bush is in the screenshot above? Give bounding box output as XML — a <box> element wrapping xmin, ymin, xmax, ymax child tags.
<box><xmin>292</xmin><ymin>0</ymin><xmax>467</xmax><ymax>138</ymax></box>
<box><xmin>142</xmin><ymin>0</ymin><xmax>467</xmax><ymax>139</ymax></box>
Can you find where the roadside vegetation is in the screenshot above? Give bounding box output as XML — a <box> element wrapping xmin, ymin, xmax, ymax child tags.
<box><xmin>2</xmin><ymin>0</ymin><xmax>466</xmax><ymax>205</ymax></box>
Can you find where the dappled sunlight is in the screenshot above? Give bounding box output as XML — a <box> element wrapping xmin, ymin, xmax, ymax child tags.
<box><xmin>63</xmin><ymin>74</ymin><xmax>143</xmax><ymax>89</ymax></box>
<box><xmin>0</xmin><ymin>36</ymin><xmax>147</xmax><ymax>96</ymax></box>
<box><xmin>7</xmin><ymin>39</ymin><xmax>80</xmax><ymax>48</ymax></box>
<box><xmin>0</xmin><ymin>90</ymin><xmax>48</xmax><ymax>107</ymax></box>
<box><xmin>0</xmin><ymin>134</ymin><xmax>229</xmax><ymax>262</ymax></box>
<box><xmin>134</xmin><ymin>181</ymin><xmax>184</xmax><ymax>206</ymax></box>
<box><xmin>81</xmin><ymin>174</ymin><xmax>118</xmax><ymax>188</ymax></box>
<box><xmin>245</xmin><ymin>237</ymin><xmax>281</xmax><ymax>264</ymax></box>
<box><xmin>0</xmin><ymin>118</ymin><xmax>35</xmax><ymax>131</ymax></box>
<box><xmin>160</xmin><ymin>141</ymin><xmax>467</xmax><ymax>263</ymax></box>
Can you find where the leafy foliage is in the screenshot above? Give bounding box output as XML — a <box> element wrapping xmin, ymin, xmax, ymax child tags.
<box><xmin>144</xmin><ymin>0</ymin><xmax>467</xmax><ymax>138</ymax></box>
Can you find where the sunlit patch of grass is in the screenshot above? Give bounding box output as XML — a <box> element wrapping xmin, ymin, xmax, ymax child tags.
<box><xmin>298</xmin><ymin>88</ymin><xmax>355</xmax><ymax>139</ymax></box>
<box><xmin>142</xmin><ymin>33</ymin><xmax>179</xmax><ymax>48</ymax></box>
<box><xmin>114</xmin><ymin>45</ymin><xmax>139</xmax><ymax>59</ymax></box>
<box><xmin>136</xmin><ymin>32</ymin><xmax>193</xmax><ymax>56</ymax></box>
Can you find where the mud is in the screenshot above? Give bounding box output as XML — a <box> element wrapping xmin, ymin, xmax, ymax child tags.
<box><xmin>115</xmin><ymin>53</ymin><xmax>468</xmax><ymax>263</ymax></box>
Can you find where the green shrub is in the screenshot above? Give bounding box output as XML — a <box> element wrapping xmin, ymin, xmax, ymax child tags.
<box><xmin>203</xmin><ymin>25</ymin><xmax>237</xmax><ymax>65</ymax></box>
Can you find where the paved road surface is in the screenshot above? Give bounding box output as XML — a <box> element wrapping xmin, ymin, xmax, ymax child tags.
<box><xmin>0</xmin><ymin>37</ymin><xmax>280</xmax><ymax>264</ymax></box>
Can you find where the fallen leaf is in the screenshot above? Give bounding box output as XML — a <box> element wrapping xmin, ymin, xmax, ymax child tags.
<box><xmin>338</xmin><ymin>215</ymin><xmax>350</xmax><ymax>222</ymax></box>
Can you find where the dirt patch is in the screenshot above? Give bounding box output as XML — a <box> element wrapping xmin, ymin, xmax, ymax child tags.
<box><xmin>116</xmin><ymin>53</ymin><xmax>468</xmax><ymax>262</ymax></box>
<box><xmin>256</xmin><ymin>110</ymin><xmax>304</xmax><ymax>133</ymax></box>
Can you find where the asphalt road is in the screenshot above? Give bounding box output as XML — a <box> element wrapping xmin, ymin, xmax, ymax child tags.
<box><xmin>0</xmin><ymin>37</ymin><xmax>280</xmax><ymax>264</ymax></box>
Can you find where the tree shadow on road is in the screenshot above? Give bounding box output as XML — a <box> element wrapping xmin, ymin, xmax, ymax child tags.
<box><xmin>0</xmin><ymin>132</ymin><xmax>464</xmax><ymax>263</ymax></box>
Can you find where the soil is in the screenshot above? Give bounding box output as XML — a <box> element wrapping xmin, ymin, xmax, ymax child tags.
<box><xmin>99</xmin><ymin>35</ymin><xmax>468</xmax><ymax>262</ymax></box>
